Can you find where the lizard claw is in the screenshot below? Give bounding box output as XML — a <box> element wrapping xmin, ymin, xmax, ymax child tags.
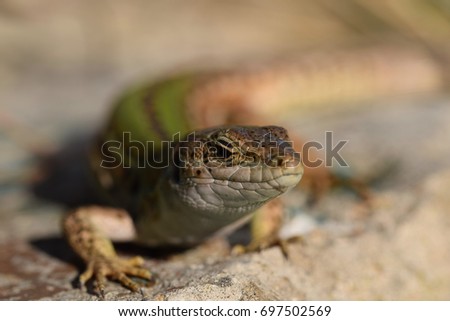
<box><xmin>78</xmin><ymin>255</ymin><xmax>153</xmax><ymax>296</ymax></box>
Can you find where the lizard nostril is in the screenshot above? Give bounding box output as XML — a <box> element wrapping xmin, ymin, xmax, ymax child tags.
<box><xmin>284</xmin><ymin>156</ymin><xmax>302</xmax><ymax>169</ymax></box>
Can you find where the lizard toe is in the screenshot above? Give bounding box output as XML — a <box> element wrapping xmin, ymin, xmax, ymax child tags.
<box><xmin>231</xmin><ymin>237</ymin><xmax>290</xmax><ymax>258</ymax></box>
<box><xmin>114</xmin><ymin>272</ymin><xmax>141</xmax><ymax>293</ymax></box>
<box><xmin>122</xmin><ymin>255</ymin><xmax>146</xmax><ymax>267</ymax></box>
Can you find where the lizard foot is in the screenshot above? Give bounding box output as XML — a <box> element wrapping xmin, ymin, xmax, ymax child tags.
<box><xmin>78</xmin><ymin>255</ymin><xmax>153</xmax><ymax>296</ymax></box>
<box><xmin>231</xmin><ymin>236</ymin><xmax>289</xmax><ymax>258</ymax></box>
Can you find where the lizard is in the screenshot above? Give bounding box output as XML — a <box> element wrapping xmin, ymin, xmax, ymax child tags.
<box><xmin>63</xmin><ymin>45</ymin><xmax>444</xmax><ymax>296</ymax></box>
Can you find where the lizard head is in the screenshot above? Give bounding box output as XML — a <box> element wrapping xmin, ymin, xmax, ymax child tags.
<box><xmin>169</xmin><ymin>125</ymin><xmax>303</xmax><ymax>216</ymax></box>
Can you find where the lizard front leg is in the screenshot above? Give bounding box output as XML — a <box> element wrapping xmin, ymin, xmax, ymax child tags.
<box><xmin>233</xmin><ymin>198</ymin><xmax>289</xmax><ymax>256</ymax></box>
<box><xmin>63</xmin><ymin>206</ymin><xmax>152</xmax><ymax>295</ymax></box>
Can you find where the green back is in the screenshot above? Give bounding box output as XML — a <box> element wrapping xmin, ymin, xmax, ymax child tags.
<box><xmin>102</xmin><ymin>75</ymin><xmax>195</xmax><ymax>168</ymax></box>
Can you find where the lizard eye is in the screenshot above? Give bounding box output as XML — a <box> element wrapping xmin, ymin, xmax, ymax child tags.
<box><xmin>215</xmin><ymin>138</ymin><xmax>233</xmax><ymax>159</ymax></box>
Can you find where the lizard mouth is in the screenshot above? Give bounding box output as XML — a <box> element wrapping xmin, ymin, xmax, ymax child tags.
<box><xmin>191</xmin><ymin>164</ymin><xmax>302</xmax><ymax>203</ymax></box>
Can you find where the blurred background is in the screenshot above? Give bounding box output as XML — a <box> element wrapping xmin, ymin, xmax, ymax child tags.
<box><xmin>0</xmin><ymin>0</ymin><xmax>450</xmax><ymax>300</ymax></box>
<box><xmin>1</xmin><ymin>0</ymin><xmax>449</xmax><ymax>137</ymax></box>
